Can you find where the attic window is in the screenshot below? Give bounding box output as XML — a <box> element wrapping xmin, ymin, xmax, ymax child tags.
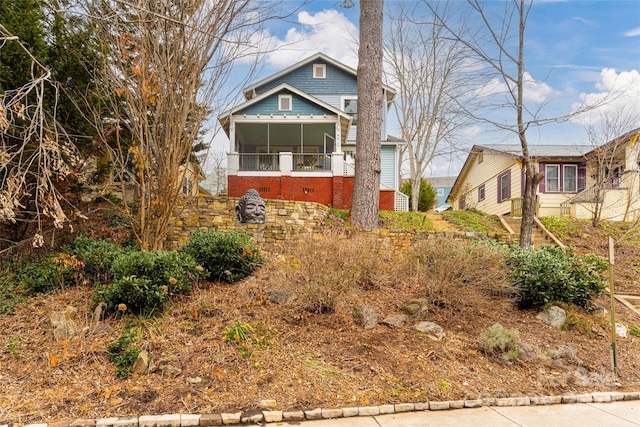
<box><xmin>313</xmin><ymin>64</ymin><xmax>326</xmax><ymax>78</ymax></box>
<box><xmin>279</xmin><ymin>94</ymin><xmax>292</xmax><ymax>111</ymax></box>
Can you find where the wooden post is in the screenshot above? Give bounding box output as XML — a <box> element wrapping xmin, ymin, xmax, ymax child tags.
<box><xmin>608</xmin><ymin>237</ymin><xmax>617</xmax><ymax>379</ymax></box>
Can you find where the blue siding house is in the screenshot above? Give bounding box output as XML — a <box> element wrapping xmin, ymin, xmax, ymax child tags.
<box><xmin>219</xmin><ymin>52</ymin><xmax>408</xmax><ymax>211</ymax></box>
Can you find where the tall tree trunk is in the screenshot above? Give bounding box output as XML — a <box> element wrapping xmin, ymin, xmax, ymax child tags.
<box><xmin>350</xmin><ymin>0</ymin><xmax>384</xmax><ymax>228</ymax></box>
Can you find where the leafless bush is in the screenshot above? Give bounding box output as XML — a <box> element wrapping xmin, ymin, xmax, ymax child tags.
<box><xmin>267</xmin><ymin>233</ymin><xmax>400</xmax><ymax>314</ymax></box>
<box><xmin>409</xmin><ymin>238</ymin><xmax>508</xmax><ymax>312</ymax></box>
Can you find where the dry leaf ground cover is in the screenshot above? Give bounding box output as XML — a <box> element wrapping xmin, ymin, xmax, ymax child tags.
<box><xmin>1</xmin><ymin>216</ymin><xmax>639</xmax><ymax>425</ymax></box>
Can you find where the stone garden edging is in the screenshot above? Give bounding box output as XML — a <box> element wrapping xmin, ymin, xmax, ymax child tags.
<box><xmin>6</xmin><ymin>391</ymin><xmax>638</xmax><ymax>427</ymax></box>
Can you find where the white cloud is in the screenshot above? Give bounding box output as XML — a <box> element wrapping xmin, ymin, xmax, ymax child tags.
<box><xmin>260</xmin><ymin>9</ymin><xmax>359</xmax><ymax>69</ymax></box>
<box><xmin>571</xmin><ymin>68</ymin><xmax>640</xmax><ymax>126</ymax></box>
<box><xmin>475</xmin><ymin>72</ymin><xmax>559</xmax><ymax>103</ymax></box>
<box><xmin>624</xmin><ymin>27</ymin><xmax>640</xmax><ymax>37</ymax></box>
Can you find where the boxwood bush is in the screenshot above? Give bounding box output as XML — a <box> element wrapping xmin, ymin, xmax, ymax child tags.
<box><xmin>64</xmin><ymin>235</ymin><xmax>129</xmax><ymax>280</ymax></box>
<box><xmin>182</xmin><ymin>230</ymin><xmax>263</xmax><ymax>283</ymax></box>
<box><xmin>14</xmin><ymin>256</ymin><xmax>76</xmax><ymax>295</ymax></box>
<box><xmin>507</xmin><ymin>246</ymin><xmax>607</xmax><ymax>309</ymax></box>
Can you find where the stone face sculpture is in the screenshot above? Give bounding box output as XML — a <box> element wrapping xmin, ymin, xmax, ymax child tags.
<box><xmin>236</xmin><ymin>189</ymin><xmax>266</xmax><ymax>224</ymax></box>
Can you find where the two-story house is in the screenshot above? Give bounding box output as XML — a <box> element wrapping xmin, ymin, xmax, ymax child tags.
<box><xmin>218</xmin><ymin>52</ymin><xmax>408</xmax><ymax>211</ymax></box>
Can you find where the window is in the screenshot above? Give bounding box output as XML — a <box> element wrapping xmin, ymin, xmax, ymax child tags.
<box><xmin>182</xmin><ymin>178</ymin><xmax>193</xmax><ymax>195</ymax></box>
<box><xmin>437</xmin><ymin>188</ymin><xmax>444</xmax><ymax>197</ymax></box>
<box><xmin>278</xmin><ymin>94</ymin><xmax>292</xmax><ymax>111</ymax></box>
<box><xmin>498</xmin><ymin>171</ymin><xmax>511</xmax><ymax>203</ymax></box>
<box><xmin>343</xmin><ymin>98</ymin><xmax>357</xmax><ymax>125</ymax></box>
<box><xmin>545</xmin><ymin>165</ymin><xmax>560</xmax><ymax>192</ymax></box>
<box><xmin>313</xmin><ymin>64</ymin><xmax>326</xmax><ymax>78</ymax></box>
<box><xmin>478</xmin><ymin>150</ymin><xmax>484</xmax><ymax>164</ymax></box>
<box><xmin>478</xmin><ymin>184</ymin><xmax>485</xmax><ymax>202</ymax></box>
<box><xmin>563</xmin><ymin>165</ymin><xmax>577</xmax><ymax>192</ymax></box>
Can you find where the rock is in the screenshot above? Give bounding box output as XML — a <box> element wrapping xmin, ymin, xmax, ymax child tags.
<box><xmin>132</xmin><ymin>350</ymin><xmax>150</xmax><ymax>375</ymax></box>
<box><xmin>267</xmin><ymin>289</ymin><xmax>296</xmax><ymax>304</ymax></box>
<box><xmin>354</xmin><ymin>305</ymin><xmax>377</xmax><ymax>329</ymax></box>
<box><xmin>157</xmin><ymin>363</ymin><xmax>182</xmax><ymax>379</ymax></box>
<box><xmin>536</xmin><ymin>305</ymin><xmax>566</xmax><ymax>329</ymax></box>
<box><xmin>411</xmin><ymin>321</ymin><xmax>445</xmax><ymax>340</ymax></box>
<box><xmin>257</xmin><ymin>399</ymin><xmax>277</xmax><ymax>409</ymax></box>
<box><xmin>50</xmin><ymin>306</ymin><xmax>80</xmax><ymax>341</ymax></box>
<box><xmin>382</xmin><ymin>314</ymin><xmax>408</xmax><ymax>328</ymax></box>
<box><xmin>402</xmin><ymin>302</ymin><xmax>422</xmax><ymax>316</ymax></box>
<box><xmin>615</xmin><ymin>323</ymin><xmax>627</xmax><ymax>338</ymax></box>
<box><xmin>92</xmin><ymin>302</ymin><xmax>107</xmax><ymax>325</ymax></box>
<box><xmin>186</xmin><ymin>376</ymin><xmax>202</xmax><ymax>384</ymax></box>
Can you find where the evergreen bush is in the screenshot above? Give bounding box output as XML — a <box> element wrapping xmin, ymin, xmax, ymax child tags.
<box><xmin>182</xmin><ymin>231</ymin><xmax>263</xmax><ymax>283</ymax></box>
<box><xmin>507</xmin><ymin>246</ymin><xmax>607</xmax><ymax>309</ymax></box>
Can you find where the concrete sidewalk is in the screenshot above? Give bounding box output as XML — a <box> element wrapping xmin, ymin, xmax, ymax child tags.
<box><xmin>265</xmin><ymin>401</ymin><xmax>640</xmax><ymax>427</ymax></box>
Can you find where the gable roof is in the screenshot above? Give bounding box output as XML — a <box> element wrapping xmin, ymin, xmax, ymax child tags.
<box><xmin>219</xmin><ymin>83</ymin><xmax>352</xmax><ymax>124</ymax></box>
<box><xmin>448</xmin><ymin>144</ymin><xmax>588</xmax><ymax>203</ymax></box>
<box><xmin>242</xmin><ymin>52</ymin><xmax>396</xmax><ymax>103</ymax></box>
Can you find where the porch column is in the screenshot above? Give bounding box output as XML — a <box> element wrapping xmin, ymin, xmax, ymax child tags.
<box><xmin>227</xmin><ymin>152</ymin><xmax>239</xmax><ymax>175</ymax></box>
<box><xmin>280</xmin><ymin>152</ymin><xmax>292</xmax><ymax>201</ymax></box>
<box><xmin>331</xmin><ymin>152</ymin><xmax>344</xmax><ymax>176</ymax></box>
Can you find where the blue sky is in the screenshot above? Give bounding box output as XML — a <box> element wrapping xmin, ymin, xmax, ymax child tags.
<box><xmin>209</xmin><ymin>0</ymin><xmax>640</xmax><ymax>177</ymax></box>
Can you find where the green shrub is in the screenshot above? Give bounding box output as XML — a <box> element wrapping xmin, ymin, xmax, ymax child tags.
<box><xmin>107</xmin><ymin>321</ymin><xmax>142</xmax><ymax>378</ymax></box>
<box><xmin>14</xmin><ymin>256</ymin><xmax>75</xmax><ymax>295</ymax></box>
<box><xmin>182</xmin><ymin>231</ymin><xmax>263</xmax><ymax>283</ymax></box>
<box><xmin>507</xmin><ymin>246</ymin><xmax>607</xmax><ymax>309</ymax></box>
<box><xmin>480</xmin><ymin>323</ymin><xmax>521</xmax><ymax>361</ymax></box>
<box><xmin>64</xmin><ymin>235</ymin><xmax>128</xmax><ymax>280</ymax></box>
<box><xmin>95</xmin><ymin>250</ymin><xmax>200</xmax><ymax>314</ymax></box>
<box><xmin>629</xmin><ymin>324</ymin><xmax>640</xmax><ymax>337</ymax></box>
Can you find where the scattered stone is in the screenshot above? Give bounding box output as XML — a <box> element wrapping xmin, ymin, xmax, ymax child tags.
<box><xmin>615</xmin><ymin>323</ymin><xmax>627</xmax><ymax>338</ymax></box>
<box><xmin>92</xmin><ymin>302</ymin><xmax>107</xmax><ymax>325</ymax></box>
<box><xmin>186</xmin><ymin>376</ymin><xmax>202</xmax><ymax>384</ymax></box>
<box><xmin>132</xmin><ymin>350</ymin><xmax>150</xmax><ymax>375</ymax></box>
<box><xmin>354</xmin><ymin>305</ymin><xmax>377</xmax><ymax>329</ymax></box>
<box><xmin>267</xmin><ymin>289</ymin><xmax>296</xmax><ymax>304</ymax></box>
<box><xmin>382</xmin><ymin>314</ymin><xmax>408</xmax><ymax>328</ymax></box>
<box><xmin>536</xmin><ymin>305</ymin><xmax>566</xmax><ymax>329</ymax></box>
<box><xmin>411</xmin><ymin>321</ymin><xmax>445</xmax><ymax>340</ymax></box>
<box><xmin>156</xmin><ymin>364</ymin><xmax>181</xmax><ymax>379</ymax></box>
<box><xmin>257</xmin><ymin>399</ymin><xmax>277</xmax><ymax>409</ymax></box>
<box><xmin>402</xmin><ymin>299</ymin><xmax>427</xmax><ymax>317</ymax></box>
<box><xmin>50</xmin><ymin>306</ymin><xmax>80</xmax><ymax>341</ymax></box>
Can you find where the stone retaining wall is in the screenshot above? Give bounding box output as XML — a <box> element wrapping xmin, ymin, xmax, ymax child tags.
<box><xmin>165</xmin><ymin>196</ymin><xmax>516</xmax><ymax>251</ymax></box>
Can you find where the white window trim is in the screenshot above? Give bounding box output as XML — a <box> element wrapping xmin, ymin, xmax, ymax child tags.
<box><xmin>437</xmin><ymin>188</ymin><xmax>444</xmax><ymax>197</ymax></box>
<box><xmin>545</xmin><ymin>164</ymin><xmax>560</xmax><ymax>193</ymax></box>
<box><xmin>563</xmin><ymin>164</ymin><xmax>578</xmax><ymax>193</ymax></box>
<box><xmin>278</xmin><ymin>94</ymin><xmax>292</xmax><ymax>111</ymax></box>
<box><xmin>341</xmin><ymin>96</ymin><xmax>357</xmax><ymax>124</ymax></box>
<box><xmin>499</xmin><ymin>172</ymin><xmax>510</xmax><ymax>202</ymax></box>
<box><xmin>478</xmin><ymin>184</ymin><xmax>485</xmax><ymax>202</ymax></box>
<box><xmin>313</xmin><ymin>63</ymin><xmax>326</xmax><ymax>78</ymax></box>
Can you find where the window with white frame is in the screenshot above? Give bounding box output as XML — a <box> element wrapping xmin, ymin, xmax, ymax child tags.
<box><xmin>498</xmin><ymin>171</ymin><xmax>511</xmax><ymax>202</ymax></box>
<box><xmin>563</xmin><ymin>165</ymin><xmax>577</xmax><ymax>192</ymax></box>
<box><xmin>545</xmin><ymin>165</ymin><xmax>560</xmax><ymax>192</ymax></box>
<box><xmin>437</xmin><ymin>188</ymin><xmax>444</xmax><ymax>197</ymax></box>
<box><xmin>278</xmin><ymin>94</ymin><xmax>292</xmax><ymax>111</ymax></box>
<box><xmin>313</xmin><ymin>64</ymin><xmax>326</xmax><ymax>78</ymax></box>
<box><xmin>478</xmin><ymin>184</ymin><xmax>485</xmax><ymax>202</ymax></box>
<box><xmin>343</xmin><ymin>98</ymin><xmax>357</xmax><ymax>125</ymax></box>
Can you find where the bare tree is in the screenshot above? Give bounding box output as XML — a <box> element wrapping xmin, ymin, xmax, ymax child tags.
<box><xmin>427</xmin><ymin>0</ymin><xmax>613</xmax><ymax>247</ymax></box>
<box><xmin>350</xmin><ymin>0</ymin><xmax>384</xmax><ymax>228</ymax></box>
<box><xmin>581</xmin><ymin>107</ymin><xmax>640</xmax><ymax>226</ymax></box>
<box><xmin>385</xmin><ymin>1</ymin><xmax>474</xmax><ymax>212</ymax></box>
<box><xmin>85</xmin><ymin>0</ymin><xmax>286</xmax><ymax>249</ymax></box>
<box><xmin>0</xmin><ymin>24</ymin><xmax>85</xmax><ymax>248</ymax></box>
